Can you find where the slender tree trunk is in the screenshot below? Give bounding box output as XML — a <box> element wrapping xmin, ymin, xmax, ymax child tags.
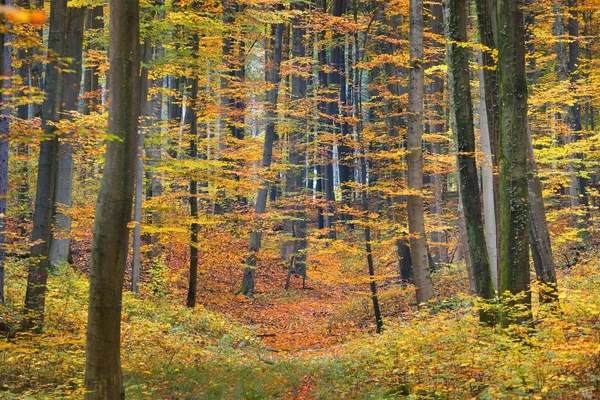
<box><xmin>241</xmin><ymin>16</ymin><xmax>284</xmax><ymax>296</ymax></box>
<box><xmin>0</xmin><ymin>0</ymin><xmax>12</xmax><ymax>304</ymax></box>
<box><xmin>566</xmin><ymin>0</ymin><xmax>589</xmax><ymax>247</ymax></box>
<box><xmin>146</xmin><ymin>37</ymin><xmax>164</xmax><ymax>256</ymax></box>
<box><xmin>407</xmin><ymin>0</ymin><xmax>434</xmax><ymax>304</ymax></box>
<box><xmin>445</xmin><ymin>0</ymin><xmax>495</xmax><ymax>323</ymax></box>
<box><xmin>216</xmin><ymin>0</ymin><xmax>245</xmax><ymax>214</ymax></box>
<box><xmin>84</xmin><ymin>0</ymin><xmax>140</xmax><ymax>397</ymax></box>
<box><xmin>524</xmin><ymin>4</ymin><xmax>557</xmax><ymax>303</ymax></box>
<box><xmin>474</xmin><ymin>0</ymin><xmax>501</xmax><ymax>288</ymax></box>
<box><xmin>330</xmin><ymin>0</ymin><xmax>351</xmax><ymax>223</ymax></box>
<box><xmin>283</xmin><ymin>1</ymin><xmax>308</xmax><ymax>282</ymax></box>
<box><xmin>83</xmin><ymin>5</ymin><xmax>103</xmax><ymax>115</ymax></box>
<box><xmin>526</xmin><ymin>126</ymin><xmax>557</xmax><ymax>302</ymax></box>
<box><xmin>497</xmin><ymin>0</ymin><xmax>531</xmax><ymax>325</ymax></box>
<box><xmin>361</xmin><ymin>156</ymin><xmax>383</xmax><ymax>333</ymax></box>
<box><xmin>427</xmin><ymin>1</ymin><xmax>447</xmax><ymax>266</ymax></box>
<box><xmin>132</xmin><ymin>40</ymin><xmax>151</xmax><ymax>295</ymax></box>
<box><xmin>49</xmin><ymin>5</ymin><xmax>84</xmax><ymax>267</ymax></box>
<box><xmin>22</xmin><ymin>0</ymin><xmax>68</xmax><ymax>332</ymax></box>
<box><xmin>316</xmin><ymin>0</ymin><xmax>336</xmax><ymax>237</ymax></box>
<box><xmin>478</xmin><ymin>52</ymin><xmax>498</xmax><ymax>290</ymax></box>
<box><xmin>186</xmin><ymin>73</ymin><xmax>199</xmax><ymax>307</ymax></box>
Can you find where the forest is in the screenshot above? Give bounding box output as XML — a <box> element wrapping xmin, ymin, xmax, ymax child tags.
<box><xmin>0</xmin><ymin>0</ymin><xmax>600</xmax><ymax>398</ymax></box>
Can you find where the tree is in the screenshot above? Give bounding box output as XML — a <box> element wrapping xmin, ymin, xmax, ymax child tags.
<box><xmin>284</xmin><ymin>0</ymin><xmax>308</xmax><ymax>286</ymax></box>
<box><xmin>48</xmin><ymin>4</ymin><xmax>84</xmax><ymax>267</ymax></box>
<box><xmin>0</xmin><ymin>0</ymin><xmax>12</xmax><ymax>304</ymax></box>
<box><xmin>497</xmin><ymin>0</ymin><xmax>531</xmax><ymax>324</ymax></box>
<box><xmin>242</xmin><ymin>12</ymin><xmax>284</xmax><ymax>296</ymax></box>
<box><xmin>22</xmin><ymin>0</ymin><xmax>68</xmax><ymax>332</ymax></box>
<box><xmin>474</xmin><ymin>0</ymin><xmax>500</xmax><ymax>287</ymax></box>
<box><xmin>445</xmin><ymin>0</ymin><xmax>495</xmax><ymax>322</ymax></box>
<box><xmin>84</xmin><ymin>0</ymin><xmax>140</xmax><ymax>397</ymax></box>
<box><xmin>186</xmin><ymin>71</ymin><xmax>200</xmax><ymax>307</ymax></box>
<box><xmin>407</xmin><ymin>0</ymin><xmax>434</xmax><ymax>304</ymax></box>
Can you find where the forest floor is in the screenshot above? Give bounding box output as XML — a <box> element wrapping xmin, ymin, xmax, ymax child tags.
<box><xmin>2</xmin><ymin>240</ymin><xmax>600</xmax><ymax>399</ymax></box>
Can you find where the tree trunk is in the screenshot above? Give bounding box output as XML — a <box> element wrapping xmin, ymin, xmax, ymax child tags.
<box><xmin>407</xmin><ymin>0</ymin><xmax>434</xmax><ymax>304</ymax></box>
<box><xmin>132</xmin><ymin>40</ymin><xmax>152</xmax><ymax>295</ymax></box>
<box><xmin>427</xmin><ymin>1</ymin><xmax>447</xmax><ymax>266</ymax></box>
<box><xmin>84</xmin><ymin>0</ymin><xmax>140</xmax><ymax>397</ymax></box>
<box><xmin>82</xmin><ymin>5</ymin><xmax>103</xmax><ymax>115</ymax></box>
<box><xmin>216</xmin><ymin>0</ymin><xmax>245</xmax><ymax>214</ymax></box>
<box><xmin>445</xmin><ymin>0</ymin><xmax>495</xmax><ymax>323</ymax></box>
<box><xmin>316</xmin><ymin>0</ymin><xmax>336</xmax><ymax>237</ymax></box>
<box><xmin>186</xmin><ymin>73</ymin><xmax>199</xmax><ymax>307</ymax></box>
<box><xmin>49</xmin><ymin>5</ymin><xmax>85</xmax><ymax>267</ymax></box>
<box><xmin>241</xmin><ymin>16</ymin><xmax>284</xmax><ymax>296</ymax></box>
<box><xmin>0</xmin><ymin>0</ymin><xmax>12</xmax><ymax>304</ymax></box>
<box><xmin>22</xmin><ymin>0</ymin><xmax>68</xmax><ymax>332</ymax></box>
<box><xmin>282</xmin><ymin>0</ymin><xmax>308</xmax><ymax>281</ymax></box>
<box><xmin>330</xmin><ymin>0</ymin><xmax>351</xmax><ymax>223</ymax></box>
<box><xmin>478</xmin><ymin>52</ymin><xmax>498</xmax><ymax>291</ymax></box>
<box><xmin>526</xmin><ymin>126</ymin><xmax>557</xmax><ymax>302</ymax></box>
<box><xmin>475</xmin><ymin>0</ymin><xmax>500</xmax><ymax>287</ymax></box>
<box><xmin>497</xmin><ymin>0</ymin><xmax>531</xmax><ymax>325</ymax></box>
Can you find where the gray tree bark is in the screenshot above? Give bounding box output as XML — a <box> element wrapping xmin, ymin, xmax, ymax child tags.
<box><xmin>478</xmin><ymin>52</ymin><xmax>498</xmax><ymax>291</ymax></box>
<box><xmin>49</xmin><ymin>5</ymin><xmax>84</xmax><ymax>267</ymax></box>
<box><xmin>497</xmin><ymin>0</ymin><xmax>531</xmax><ymax>325</ymax></box>
<box><xmin>22</xmin><ymin>0</ymin><xmax>68</xmax><ymax>332</ymax></box>
<box><xmin>427</xmin><ymin>2</ymin><xmax>448</xmax><ymax>266</ymax></box>
<box><xmin>0</xmin><ymin>0</ymin><xmax>13</xmax><ymax>304</ymax></box>
<box><xmin>82</xmin><ymin>5</ymin><xmax>103</xmax><ymax>115</ymax></box>
<box><xmin>407</xmin><ymin>0</ymin><xmax>434</xmax><ymax>304</ymax></box>
<box><xmin>526</xmin><ymin>126</ymin><xmax>557</xmax><ymax>302</ymax></box>
<box><xmin>132</xmin><ymin>40</ymin><xmax>152</xmax><ymax>295</ymax></box>
<box><xmin>283</xmin><ymin>1</ymin><xmax>308</xmax><ymax>284</ymax></box>
<box><xmin>475</xmin><ymin>0</ymin><xmax>501</xmax><ymax>288</ymax></box>
<box><xmin>445</xmin><ymin>0</ymin><xmax>495</xmax><ymax>323</ymax></box>
<box><xmin>84</xmin><ymin>0</ymin><xmax>140</xmax><ymax>397</ymax></box>
<box><xmin>186</xmin><ymin>73</ymin><xmax>199</xmax><ymax>307</ymax></box>
<box><xmin>241</xmin><ymin>16</ymin><xmax>283</xmax><ymax>296</ymax></box>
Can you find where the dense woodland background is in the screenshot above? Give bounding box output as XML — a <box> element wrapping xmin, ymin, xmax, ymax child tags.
<box><xmin>1</xmin><ymin>0</ymin><xmax>600</xmax><ymax>398</ymax></box>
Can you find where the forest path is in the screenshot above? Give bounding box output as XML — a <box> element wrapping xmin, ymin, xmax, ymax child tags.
<box><xmin>195</xmin><ymin>252</ymin><xmax>366</xmax><ymax>353</ymax></box>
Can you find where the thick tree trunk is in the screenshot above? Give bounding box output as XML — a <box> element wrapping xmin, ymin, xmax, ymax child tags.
<box><xmin>241</xmin><ymin>17</ymin><xmax>284</xmax><ymax>296</ymax></box>
<box><xmin>407</xmin><ymin>0</ymin><xmax>434</xmax><ymax>304</ymax></box>
<box><xmin>22</xmin><ymin>0</ymin><xmax>68</xmax><ymax>332</ymax></box>
<box><xmin>445</xmin><ymin>0</ymin><xmax>495</xmax><ymax>323</ymax></box>
<box><xmin>49</xmin><ymin>5</ymin><xmax>84</xmax><ymax>267</ymax></box>
<box><xmin>497</xmin><ymin>0</ymin><xmax>531</xmax><ymax>325</ymax></box>
<box><xmin>84</xmin><ymin>0</ymin><xmax>140</xmax><ymax>397</ymax></box>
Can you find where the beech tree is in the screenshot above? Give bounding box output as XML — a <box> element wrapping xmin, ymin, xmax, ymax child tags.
<box><xmin>445</xmin><ymin>0</ymin><xmax>495</xmax><ymax>321</ymax></box>
<box><xmin>22</xmin><ymin>0</ymin><xmax>69</xmax><ymax>332</ymax></box>
<box><xmin>0</xmin><ymin>0</ymin><xmax>12</xmax><ymax>304</ymax></box>
<box><xmin>84</xmin><ymin>0</ymin><xmax>140</xmax><ymax>397</ymax></box>
<box><xmin>407</xmin><ymin>0</ymin><xmax>434</xmax><ymax>304</ymax></box>
<box><xmin>497</xmin><ymin>0</ymin><xmax>531</xmax><ymax>323</ymax></box>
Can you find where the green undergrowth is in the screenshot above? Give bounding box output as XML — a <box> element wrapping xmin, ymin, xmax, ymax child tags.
<box><xmin>1</xmin><ymin>257</ymin><xmax>600</xmax><ymax>399</ymax></box>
